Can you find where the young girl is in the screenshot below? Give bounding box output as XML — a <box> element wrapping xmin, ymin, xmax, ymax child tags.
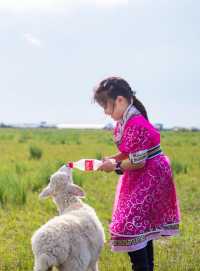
<box><xmin>94</xmin><ymin>76</ymin><xmax>181</xmax><ymax>271</ymax></box>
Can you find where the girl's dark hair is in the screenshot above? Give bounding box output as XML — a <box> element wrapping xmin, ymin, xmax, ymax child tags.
<box><xmin>93</xmin><ymin>76</ymin><xmax>148</xmax><ymax>120</ymax></box>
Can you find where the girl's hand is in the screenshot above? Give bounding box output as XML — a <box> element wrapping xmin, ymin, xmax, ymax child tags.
<box><xmin>97</xmin><ymin>159</ymin><xmax>116</xmax><ymax>173</ymax></box>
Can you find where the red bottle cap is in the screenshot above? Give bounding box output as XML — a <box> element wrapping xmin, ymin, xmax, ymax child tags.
<box><xmin>67</xmin><ymin>162</ymin><xmax>73</xmax><ymax>168</ymax></box>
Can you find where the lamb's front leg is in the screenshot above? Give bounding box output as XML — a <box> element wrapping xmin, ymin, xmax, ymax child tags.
<box><xmin>58</xmin><ymin>260</ymin><xmax>88</xmax><ymax>271</ymax></box>
<box><xmin>33</xmin><ymin>255</ymin><xmax>53</xmax><ymax>271</ymax></box>
<box><xmin>34</xmin><ymin>265</ymin><xmax>52</xmax><ymax>271</ymax></box>
<box><xmin>89</xmin><ymin>262</ymin><xmax>99</xmax><ymax>271</ymax></box>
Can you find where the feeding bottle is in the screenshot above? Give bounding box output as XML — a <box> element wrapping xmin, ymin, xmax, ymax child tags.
<box><xmin>67</xmin><ymin>159</ymin><xmax>103</xmax><ymax>171</ymax></box>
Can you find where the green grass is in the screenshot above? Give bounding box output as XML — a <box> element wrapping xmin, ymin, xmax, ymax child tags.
<box><xmin>0</xmin><ymin>128</ymin><xmax>200</xmax><ymax>270</ymax></box>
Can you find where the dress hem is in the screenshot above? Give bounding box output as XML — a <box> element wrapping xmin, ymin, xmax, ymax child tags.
<box><xmin>110</xmin><ymin>228</ymin><xmax>179</xmax><ymax>252</ymax></box>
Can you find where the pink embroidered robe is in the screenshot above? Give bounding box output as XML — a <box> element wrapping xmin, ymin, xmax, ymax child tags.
<box><xmin>110</xmin><ymin>115</ymin><xmax>181</xmax><ymax>252</ymax></box>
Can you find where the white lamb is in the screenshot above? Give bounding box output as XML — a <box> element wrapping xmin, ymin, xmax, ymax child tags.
<box><xmin>31</xmin><ymin>166</ymin><xmax>105</xmax><ymax>271</ymax></box>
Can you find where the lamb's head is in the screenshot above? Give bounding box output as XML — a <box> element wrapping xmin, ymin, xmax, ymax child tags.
<box><xmin>40</xmin><ymin>171</ymin><xmax>85</xmax><ymax>199</ymax></box>
<box><xmin>58</xmin><ymin>164</ymin><xmax>73</xmax><ymax>181</ymax></box>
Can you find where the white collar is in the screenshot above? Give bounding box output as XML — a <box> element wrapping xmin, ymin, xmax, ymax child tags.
<box><xmin>115</xmin><ymin>104</ymin><xmax>140</xmax><ymax>145</ymax></box>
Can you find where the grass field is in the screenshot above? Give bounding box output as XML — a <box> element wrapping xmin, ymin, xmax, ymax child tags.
<box><xmin>0</xmin><ymin>128</ymin><xmax>199</xmax><ymax>271</ymax></box>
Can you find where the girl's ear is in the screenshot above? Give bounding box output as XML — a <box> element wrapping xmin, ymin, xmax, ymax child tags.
<box><xmin>68</xmin><ymin>184</ymin><xmax>85</xmax><ymax>198</ymax></box>
<box><xmin>115</xmin><ymin>95</ymin><xmax>124</xmax><ymax>105</ymax></box>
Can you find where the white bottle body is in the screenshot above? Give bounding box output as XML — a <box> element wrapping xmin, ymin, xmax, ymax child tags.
<box><xmin>68</xmin><ymin>159</ymin><xmax>102</xmax><ymax>171</ymax></box>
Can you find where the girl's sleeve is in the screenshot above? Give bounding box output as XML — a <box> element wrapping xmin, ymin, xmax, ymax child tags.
<box><xmin>122</xmin><ymin>123</ymin><xmax>151</xmax><ymax>164</ymax></box>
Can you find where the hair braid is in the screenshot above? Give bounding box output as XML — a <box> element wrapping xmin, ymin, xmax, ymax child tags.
<box><xmin>132</xmin><ymin>96</ymin><xmax>148</xmax><ymax>120</ymax></box>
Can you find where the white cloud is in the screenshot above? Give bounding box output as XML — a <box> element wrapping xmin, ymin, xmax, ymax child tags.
<box><xmin>24</xmin><ymin>33</ymin><xmax>43</xmax><ymax>48</ymax></box>
<box><xmin>0</xmin><ymin>0</ymin><xmax>128</xmax><ymax>12</ymax></box>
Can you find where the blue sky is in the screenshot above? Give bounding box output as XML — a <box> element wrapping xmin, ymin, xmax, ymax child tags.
<box><xmin>0</xmin><ymin>0</ymin><xmax>199</xmax><ymax>128</ymax></box>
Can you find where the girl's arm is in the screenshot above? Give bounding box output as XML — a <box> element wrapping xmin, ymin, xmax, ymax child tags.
<box><xmin>98</xmin><ymin>158</ymin><xmax>145</xmax><ymax>172</ymax></box>
<box><xmin>103</xmin><ymin>152</ymin><xmax>128</xmax><ymax>162</ymax></box>
<box><xmin>120</xmin><ymin>159</ymin><xmax>145</xmax><ymax>171</ymax></box>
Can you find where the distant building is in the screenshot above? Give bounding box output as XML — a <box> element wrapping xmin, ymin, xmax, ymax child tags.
<box><xmin>190</xmin><ymin>127</ymin><xmax>199</xmax><ymax>132</ymax></box>
<box><xmin>0</xmin><ymin>122</ymin><xmax>12</xmax><ymax>128</ymax></box>
<box><xmin>39</xmin><ymin>121</ymin><xmax>48</xmax><ymax>128</ymax></box>
<box><xmin>39</xmin><ymin>121</ymin><xmax>56</xmax><ymax>128</ymax></box>
<box><xmin>103</xmin><ymin>123</ymin><xmax>114</xmax><ymax>130</ymax></box>
<box><xmin>172</xmin><ymin>126</ymin><xmax>189</xmax><ymax>132</ymax></box>
<box><xmin>154</xmin><ymin>123</ymin><xmax>164</xmax><ymax>131</ymax></box>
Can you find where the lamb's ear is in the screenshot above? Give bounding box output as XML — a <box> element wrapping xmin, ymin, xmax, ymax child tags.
<box><xmin>39</xmin><ymin>185</ymin><xmax>53</xmax><ymax>199</ymax></box>
<box><xmin>68</xmin><ymin>184</ymin><xmax>85</xmax><ymax>198</ymax></box>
